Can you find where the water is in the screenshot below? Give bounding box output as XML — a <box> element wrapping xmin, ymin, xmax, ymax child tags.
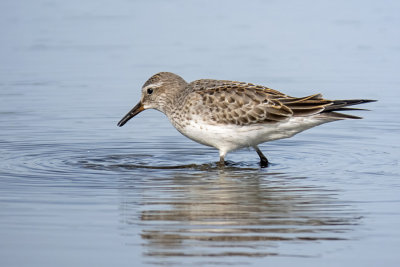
<box><xmin>1</xmin><ymin>0</ymin><xmax>400</xmax><ymax>266</ymax></box>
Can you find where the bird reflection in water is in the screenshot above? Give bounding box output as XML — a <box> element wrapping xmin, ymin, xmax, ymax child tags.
<box><xmin>119</xmin><ymin>168</ymin><xmax>361</xmax><ymax>263</ymax></box>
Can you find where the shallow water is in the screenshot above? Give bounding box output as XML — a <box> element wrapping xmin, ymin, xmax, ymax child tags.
<box><xmin>1</xmin><ymin>0</ymin><xmax>400</xmax><ymax>266</ymax></box>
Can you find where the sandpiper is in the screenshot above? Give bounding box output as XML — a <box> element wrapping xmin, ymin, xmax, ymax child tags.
<box><xmin>118</xmin><ymin>72</ymin><xmax>375</xmax><ymax>167</ymax></box>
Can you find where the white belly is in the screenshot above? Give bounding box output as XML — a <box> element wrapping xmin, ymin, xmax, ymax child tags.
<box><xmin>170</xmin><ymin>116</ymin><xmax>329</xmax><ymax>154</ymax></box>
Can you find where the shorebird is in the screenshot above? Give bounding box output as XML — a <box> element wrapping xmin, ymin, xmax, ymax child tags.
<box><xmin>118</xmin><ymin>72</ymin><xmax>375</xmax><ymax>167</ymax></box>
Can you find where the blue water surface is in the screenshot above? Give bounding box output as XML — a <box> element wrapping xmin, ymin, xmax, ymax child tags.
<box><xmin>0</xmin><ymin>1</ymin><xmax>399</xmax><ymax>266</ymax></box>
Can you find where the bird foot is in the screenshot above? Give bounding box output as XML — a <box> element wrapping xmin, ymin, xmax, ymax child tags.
<box><xmin>217</xmin><ymin>160</ymin><xmax>226</xmax><ymax>168</ymax></box>
<box><xmin>260</xmin><ymin>159</ymin><xmax>269</xmax><ymax>168</ymax></box>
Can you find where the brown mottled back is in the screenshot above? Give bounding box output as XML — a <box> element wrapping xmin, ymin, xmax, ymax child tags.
<box><xmin>177</xmin><ymin>80</ymin><xmax>338</xmax><ymax>126</ymax></box>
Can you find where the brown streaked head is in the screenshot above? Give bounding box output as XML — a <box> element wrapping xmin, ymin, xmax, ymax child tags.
<box><xmin>117</xmin><ymin>72</ymin><xmax>187</xmax><ymax>127</ymax></box>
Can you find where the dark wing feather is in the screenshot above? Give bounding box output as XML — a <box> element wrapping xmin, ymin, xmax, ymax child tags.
<box><xmin>279</xmin><ymin>95</ymin><xmax>376</xmax><ymax>118</ymax></box>
<box><xmin>278</xmin><ymin>94</ymin><xmax>333</xmax><ymax>116</ymax></box>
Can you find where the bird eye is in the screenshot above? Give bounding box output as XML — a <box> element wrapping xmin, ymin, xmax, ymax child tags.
<box><xmin>147</xmin><ymin>88</ymin><xmax>153</xmax><ymax>95</ymax></box>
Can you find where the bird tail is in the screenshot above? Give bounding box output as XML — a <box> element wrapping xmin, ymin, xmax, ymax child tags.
<box><xmin>322</xmin><ymin>99</ymin><xmax>377</xmax><ymax>119</ymax></box>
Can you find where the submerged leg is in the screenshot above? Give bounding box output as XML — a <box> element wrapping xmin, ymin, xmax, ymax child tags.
<box><xmin>254</xmin><ymin>146</ymin><xmax>269</xmax><ymax>168</ymax></box>
<box><xmin>218</xmin><ymin>150</ymin><xmax>226</xmax><ymax>167</ymax></box>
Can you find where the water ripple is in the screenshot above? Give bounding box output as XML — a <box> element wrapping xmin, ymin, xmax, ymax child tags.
<box><xmin>0</xmin><ymin>138</ymin><xmax>367</xmax><ymax>263</ymax></box>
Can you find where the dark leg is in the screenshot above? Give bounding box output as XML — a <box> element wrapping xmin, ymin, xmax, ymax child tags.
<box><xmin>254</xmin><ymin>146</ymin><xmax>269</xmax><ymax>168</ymax></box>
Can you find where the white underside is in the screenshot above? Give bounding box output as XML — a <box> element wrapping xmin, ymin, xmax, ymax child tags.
<box><xmin>171</xmin><ymin>116</ymin><xmax>334</xmax><ymax>157</ymax></box>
